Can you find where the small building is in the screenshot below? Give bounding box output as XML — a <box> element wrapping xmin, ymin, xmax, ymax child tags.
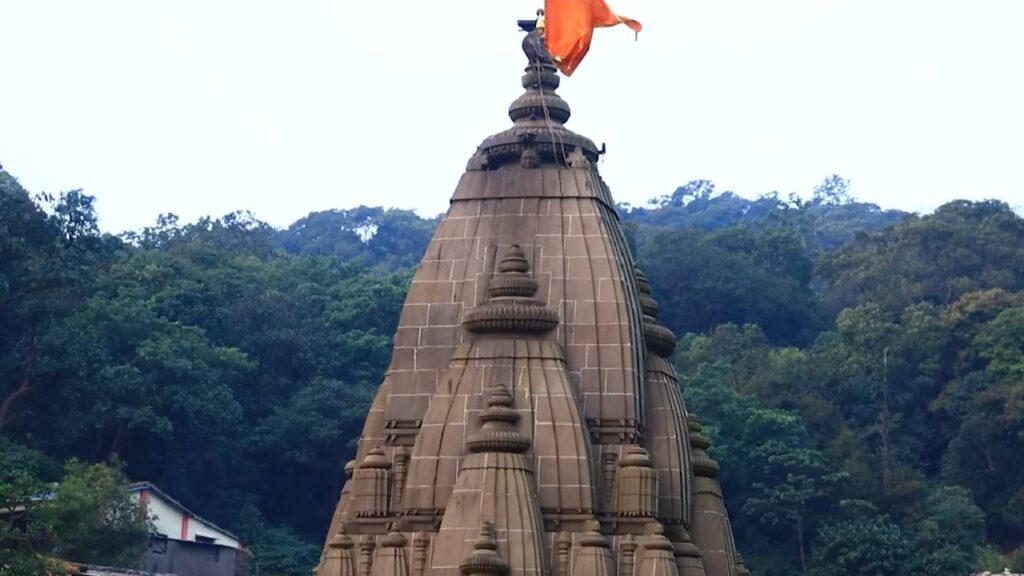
<box><xmin>129</xmin><ymin>482</ymin><xmax>252</xmax><ymax>576</ymax></box>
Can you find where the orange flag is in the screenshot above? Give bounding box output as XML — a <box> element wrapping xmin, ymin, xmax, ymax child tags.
<box><xmin>544</xmin><ymin>0</ymin><xmax>642</xmax><ymax>76</ymax></box>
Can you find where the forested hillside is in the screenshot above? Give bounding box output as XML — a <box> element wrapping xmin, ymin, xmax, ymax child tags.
<box><xmin>3</xmin><ymin>168</ymin><xmax>1023</xmax><ymax>575</ymax></box>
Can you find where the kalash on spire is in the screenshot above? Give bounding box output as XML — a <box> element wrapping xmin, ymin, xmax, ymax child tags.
<box><xmin>316</xmin><ymin>8</ymin><xmax>744</xmax><ymax>576</ymax></box>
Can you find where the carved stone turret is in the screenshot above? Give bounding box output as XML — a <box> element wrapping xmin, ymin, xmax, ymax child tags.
<box><xmin>465</xmin><ymin>385</ymin><xmax>530</xmax><ymax>454</ymax></box>
<box><xmin>459</xmin><ymin>522</ymin><xmax>509</xmax><ymax>576</ymax></box>
<box><xmin>618</xmin><ymin>446</ymin><xmax>657</xmax><ymax>517</ymax></box>
<box><xmin>636</xmin><ymin>524</ymin><xmax>681</xmax><ymax>576</ymax></box>
<box><xmin>463</xmin><ymin>245</ymin><xmax>559</xmax><ymax>335</ymax></box>
<box><xmin>370</xmin><ymin>527</ymin><xmax>410</xmax><ymax>576</ymax></box>
<box><xmin>319</xmin><ymin>526</ymin><xmax>358</xmax><ymax>576</ymax></box>
<box><xmin>572</xmin><ymin>521</ymin><xmax>615</xmax><ymax>576</ymax></box>
<box><xmin>354</xmin><ymin>447</ymin><xmax>392</xmax><ymax>517</ymax></box>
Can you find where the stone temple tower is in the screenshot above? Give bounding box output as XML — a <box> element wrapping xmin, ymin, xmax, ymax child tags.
<box><xmin>318</xmin><ymin>18</ymin><xmax>743</xmax><ymax>576</ymax></box>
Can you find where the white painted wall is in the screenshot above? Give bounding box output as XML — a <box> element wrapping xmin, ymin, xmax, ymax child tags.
<box><xmin>187</xmin><ymin>515</ymin><xmax>240</xmax><ymax>548</ymax></box>
<box><xmin>131</xmin><ymin>488</ymin><xmax>241</xmax><ymax>549</ymax></box>
<box><xmin>138</xmin><ymin>491</ymin><xmax>185</xmax><ymax>540</ymax></box>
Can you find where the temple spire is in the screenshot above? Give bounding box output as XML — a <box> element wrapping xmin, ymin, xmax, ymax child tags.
<box><xmin>469</xmin><ymin>17</ymin><xmax>600</xmax><ymax>170</ymax></box>
<box><xmin>322</xmin><ymin>15</ymin><xmax>742</xmax><ymax>576</ymax></box>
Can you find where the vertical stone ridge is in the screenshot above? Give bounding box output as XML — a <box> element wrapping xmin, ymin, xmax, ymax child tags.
<box><xmin>402</xmin><ymin>246</ymin><xmax>594</xmax><ymax>521</ymax></box>
<box><xmin>636</xmin><ymin>524</ymin><xmax>681</xmax><ymax>576</ymax></box>
<box><xmin>429</xmin><ymin>385</ymin><xmax>547</xmax><ymax>576</ymax></box>
<box><xmin>319</xmin><ymin>526</ymin><xmax>358</xmax><ymax>576</ymax></box>
<box><xmin>371</xmin><ymin>527</ymin><xmax>410</xmax><ymax>576</ymax></box>
<box><xmin>413</xmin><ymin>533</ymin><xmax>430</xmax><ymax>576</ymax></box>
<box><xmin>359</xmin><ymin>535</ymin><xmax>377</xmax><ymax>576</ymax></box>
<box><xmin>591</xmin><ymin>168</ymin><xmax>646</xmax><ymax>442</ymax></box>
<box><xmin>665</xmin><ymin>525</ymin><xmax>706</xmax><ymax>576</ymax></box>
<box><xmin>556</xmin><ymin>532</ymin><xmax>573</xmax><ymax>576</ymax></box>
<box><xmin>355</xmin><ymin>447</ymin><xmax>392</xmax><ymax>517</ymax></box>
<box><xmin>634</xmin><ymin>267</ymin><xmax>694</xmax><ymax>528</ymax></box>
<box><xmin>571</xmin><ymin>520</ymin><xmax>614</xmax><ymax>576</ymax></box>
<box><xmin>620</xmin><ymin>534</ymin><xmax>638</xmax><ymax>576</ymax></box>
<box><xmin>687</xmin><ymin>416</ymin><xmax>738</xmax><ymax>576</ymax></box>
<box><xmin>617</xmin><ymin>446</ymin><xmax>657</xmax><ymax>517</ymax></box>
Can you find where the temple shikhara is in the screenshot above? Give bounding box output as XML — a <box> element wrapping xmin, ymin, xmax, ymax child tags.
<box><xmin>317</xmin><ymin>18</ymin><xmax>748</xmax><ymax>576</ymax></box>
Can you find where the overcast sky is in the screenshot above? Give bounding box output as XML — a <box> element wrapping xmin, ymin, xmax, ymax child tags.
<box><xmin>2</xmin><ymin>1</ymin><xmax>1022</xmax><ymax>232</ymax></box>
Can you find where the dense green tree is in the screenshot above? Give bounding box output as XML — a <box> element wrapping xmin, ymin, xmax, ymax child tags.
<box><xmin>910</xmin><ymin>486</ymin><xmax>987</xmax><ymax>574</ymax></box>
<box><xmin>278</xmin><ymin>206</ymin><xmax>438</xmax><ymax>270</ymax></box>
<box><xmin>744</xmin><ymin>443</ymin><xmax>846</xmax><ymax>574</ymax></box>
<box><xmin>641</xmin><ymin>225</ymin><xmax>818</xmax><ymax>345</ymax></box>
<box><xmin>41</xmin><ymin>460</ymin><xmax>151</xmax><ymax>566</ymax></box>
<box><xmin>0</xmin><ymin>439</ymin><xmax>60</xmax><ymax>576</ymax></box>
<box><xmin>621</xmin><ymin>176</ymin><xmax>905</xmax><ymax>252</ymax></box>
<box><xmin>938</xmin><ymin>307</ymin><xmax>1024</xmax><ymax>542</ymax></box>
<box><xmin>5</xmin><ymin>162</ymin><xmax>1024</xmax><ymax>576</ymax></box>
<box><xmin>1</xmin><ymin>173</ymin><xmax>117</xmax><ymax>433</ymax></box>
<box><xmin>1</xmin><ymin>441</ymin><xmax>147</xmax><ymax>574</ymax></box>
<box><xmin>674</xmin><ymin>292</ymin><xmax>1024</xmax><ymax>573</ymax></box>
<box><xmin>234</xmin><ymin>502</ymin><xmax>320</xmax><ymax>576</ymax></box>
<box><xmin>809</xmin><ymin>503</ymin><xmax>912</xmax><ymax>576</ymax></box>
<box><xmin>819</xmin><ymin>200</ymin><xmax>1024</xmax><ymax>316</ymax></box>
<box><xmin>676</xmin><ymin>339</ymin><xmax>845</xmax><ymax>574</ymax></box>
<box><xmin>975</xmin><ymin>307</ymin><xmax>1024</xmax><ymax>383</ymax></box>
<box><xmin>822</xmin><ymin>303</ymin><xmax>949</xmax><ymax>501</ymax></box>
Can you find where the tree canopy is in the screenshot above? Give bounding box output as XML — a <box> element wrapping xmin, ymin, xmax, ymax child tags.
<box><xmin>3</xmin><ymin>166</ymin><xmax>1022</xmax><ymax>575</ymax></box>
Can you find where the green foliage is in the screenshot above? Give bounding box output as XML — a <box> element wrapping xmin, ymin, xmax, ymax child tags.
<box><xmin>1</xmin><ymin>174</ymin><xmax>118</xmax><ymax>435</ymax></box>
<box><xmin>620</xmin><ymin>175</ymin><xmax>906</xmax><ymax>252</ymax></box>
<box><xmin>641</xmin><ymin>225</ymin><xmax>818</xmax><ymax>345</ymax></box>
<box><xmin>41</xmin><ymin>460</ymin><xmax>151</xmax><ymax>566</ymax></box>
<box><xmin>975</xmin><ymin>307</ymin><xmax>1024</xmax><ymax>383</ymax></box>
<box><xmin>278</xmin><ymin>206</ymin><xmax>438</xmax><ymax>270</ymax></box>
<box><xmin>2</xmin><ymin>168</ymin><xmax>408</xmax><ymax>573</ymax></box>
<box><xmin>819</xmin><ymin>200</ymin><xmax>1024</xmax><ymax>315</ymax></box>
<box><xmin>675</xmin><ymin>239</ymin><xmax>1024</xmax><ymax>574</ymax></box>
<box><xmin>234</xmin><ymin>502</ymin><xmax>320</xmax><ymax>576</ymax></box>
<box><xmin>0</xmin><ymin>439</ymin><xmax>60</xmax><ymax>576</ymax></box>
<box><xmin>677</xmin><ymin>337</ymin><xmax>845</xmax><ymax>573</ymax></box>
<box><xmin>1</xmin><ymin>441</ymin><xmax>146</xmax><ymax>573</ymax></box>
<box><xmin>5</xmin><ymin>163</ymin><xmax>1024</xmax><ymax>576</ymax></box>
<box><xmin>911</xmin><ymin>486</ymin><xmax>987</xmax><ymax>574</ymax></box>
<box><xmin>809</xmin><ymin>504</ymin><xmax>912</xmax><ymax>576</ymax></box>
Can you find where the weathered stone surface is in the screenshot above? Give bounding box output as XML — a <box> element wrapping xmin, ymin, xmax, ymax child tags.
<box><xmin>687</xmin><ymin>417</ymin><xmax>738</xmax><ymax>576</ymax></box>
<box><xmin>318</xmin><ymin>17</ymin><xmax>739</xmax><ymax>576</ymax></box>
<box><xmin>636</xmin><ymin>268</ymin><xmax>693</xmax><ymax>528</ymax></box>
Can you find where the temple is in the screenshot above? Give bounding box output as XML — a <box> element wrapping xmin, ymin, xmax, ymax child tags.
<box><xmin>317</xmin><ymin>17</ymin><xmax>742</xmax><ymax>576</ymax></box>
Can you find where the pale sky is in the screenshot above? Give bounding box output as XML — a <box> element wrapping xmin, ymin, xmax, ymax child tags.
<box><xmin>2</xmin><ymin>1</ymin><xmax>1022</xmax><ymax>232</ymax></box>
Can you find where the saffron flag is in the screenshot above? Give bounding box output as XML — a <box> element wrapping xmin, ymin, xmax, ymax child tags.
<box><xmin>544</xmin><ymin>0</ymin><xmax>642</xmax><ymax>76</ymax></box>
